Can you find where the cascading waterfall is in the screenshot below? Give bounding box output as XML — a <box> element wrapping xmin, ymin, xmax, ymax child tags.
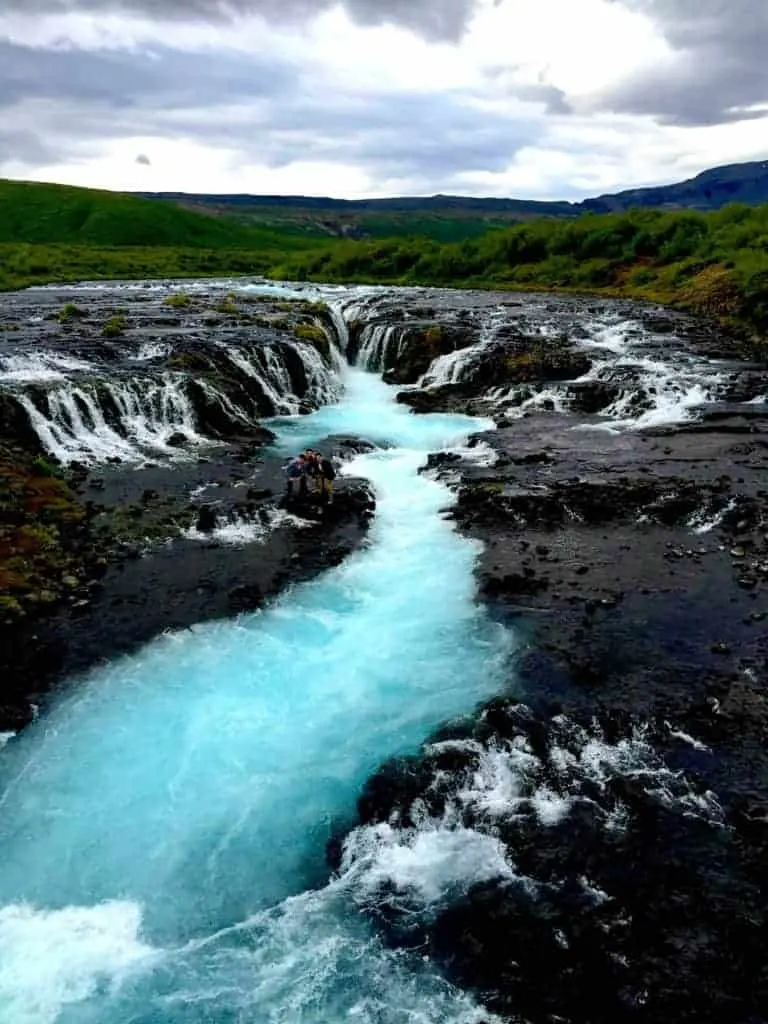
<box><xmin>356</xmin><ymin>323</ymin><xmax>411</xmax><ymax>371</ymax></box>
<box><xmin>420</xmin><ymin>344</ymin><xmax>478</xmax><ymax>386</ymax></box>
<box><xmin>16</xmin><ymin>376</ymin><xmax>205</xmax><ymax>464</ymax></box>
<box><xmin>417</xmin><ymin>308</ymin><xmax>725</xmax><ymax>430</ymax></box>
<box><xmin>223</xmin><ymin>344</ymin><xmax>300</xmax><ymax>416</ymax></box>
<box><xmin>0</xmin><ymin>367</ymin><xmax>514</xmax><ymax>1024</ymax></box>
<box><xmin>0</xmin><ymin>283</ymin><xmax>740</xmax><ymax>1023</ymax></box>
<box><xmin>6</xmin><ymin>335</ymin><xmax>342</xmax><ymax>465</ymax></box>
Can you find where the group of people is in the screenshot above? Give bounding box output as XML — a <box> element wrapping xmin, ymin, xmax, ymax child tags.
<box><xmin>284</xmin><ymin>449</ymin><xmax>336</xmax><ymax>503</ymax></box>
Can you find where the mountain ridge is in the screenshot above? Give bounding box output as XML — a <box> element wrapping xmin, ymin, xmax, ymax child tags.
<box><xmin>137</xmin><ymin>160</ymin><xmax>768</xmax><ymax>220</ymax></box>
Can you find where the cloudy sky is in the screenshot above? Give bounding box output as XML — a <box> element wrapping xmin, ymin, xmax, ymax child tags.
<box><xmin>1</xmin><ymin>0</ymin><xmax>766</xmax><ymax>199</ymax></box>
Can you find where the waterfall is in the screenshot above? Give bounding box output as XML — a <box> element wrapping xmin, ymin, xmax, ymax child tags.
<box><xmin>17</xmin><ymin>377</ymin><xmax>204</xmax><ymax>464</ymax></box>
<box><xmin>356</xmin><ymin>324</ymin><xmax>410</xmax><ymax>371</ymax></box>
<box><xmin>224</xmin><ymin>345</ymin><xmax>300</xmax><ymax>416</ymax></box>
<box><xmin>6</xmin><ymin>336</ymin><xmax>342</xmax><ymax>465</ymax></box>
<box><xmin>326</xmin><ymin>302</ymin><xmax>351</xmax><ymax>359</ymax></box>
<box><xmin>419</xmin><ymin>345</ymin><xmax>479</xmax><ymax>387</ymax></box>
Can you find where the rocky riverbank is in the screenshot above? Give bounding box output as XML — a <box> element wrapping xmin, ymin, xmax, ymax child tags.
<box><xmin>336</xmin><ymin>290</ymin><xmax>768</xmax><ymax>1023</ymax></box>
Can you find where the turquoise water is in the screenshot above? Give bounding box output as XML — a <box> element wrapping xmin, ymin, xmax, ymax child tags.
<box><xmin>0</xmin><ymin>369</ymin><xmax>512</xmax><ymax>1023</ymax></box>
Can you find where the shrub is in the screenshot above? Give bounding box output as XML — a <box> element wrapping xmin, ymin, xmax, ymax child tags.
<box><xmin>163</xmin><ymin>291</ymin><xmax>192</xmax><ymax>308</ymax></box>
<box><xmin>102</xmin><ymin>314</ymin><xmax>127</xmax><ymax>338</ymax></box>
<box><xmin>58</xmin><ymin>302</ymin><xmax>85</xmax><ymax>324</ymax></box>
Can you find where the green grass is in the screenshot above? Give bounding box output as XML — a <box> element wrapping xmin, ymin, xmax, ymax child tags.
<box><xmin>0</xmin><ymin>242</ymin><xmax>288</xmax><ymax>292</ymax></box>
<box><xmin>163</xmin><ymin>291</ymin><xmax>193</xmax><ymax>308</ymax></box>
<box><xmin>0</xmin><ymin>179</ymin><xmax>329</xmax><ymax>251</ymax></box>
<box><xmin>102</xmin><ymin>314</ymin><xmax>127</xmax><ymax>338</ymax></box>
<box><xmin>57</xmin><ymin>301</ymin><xmax>85</xmax><ymax>324</ymax></box>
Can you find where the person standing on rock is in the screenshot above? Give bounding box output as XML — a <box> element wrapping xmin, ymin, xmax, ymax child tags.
<box><xmin>316</xmin><ymin>453</ymin><xmax>336</xmax><ymax>504</ymax></box>
<box><xmin>284</xmin><ymin>453</ymin><xmax>309</xmax><ymax>500</ymax></box>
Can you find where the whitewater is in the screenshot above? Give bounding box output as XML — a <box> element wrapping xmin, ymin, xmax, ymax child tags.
<box><xmin>0</xmin><ymin>367</ymin><xmax>513</xmax><ymax>1023</ymax></box>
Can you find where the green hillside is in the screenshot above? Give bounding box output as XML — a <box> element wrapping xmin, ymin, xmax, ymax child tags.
<box><xmin>0</xmin><ymin>179</ymin><xmax>327</xmax><ymax>250</ymax></box>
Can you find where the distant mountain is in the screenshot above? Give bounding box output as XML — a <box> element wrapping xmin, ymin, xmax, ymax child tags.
<box><xmin>582</xmin><ymin>161</ymin><xmax>768</xmax><ymax>213</ymax></box>
<box><xmin>136</xmin><ymin>191</ymin><xmax>575</xmax><ymax>217</ymax></box>
<box><xmin>138</xmin><ymin>160</ymin><xmax>768</xmax><ymax>225</ymax></box>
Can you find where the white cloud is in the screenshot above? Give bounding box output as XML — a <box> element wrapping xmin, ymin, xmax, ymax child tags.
<box><xmin>0</xmin><ymin>0</ymin><xmax>766</xmax><ymax>198</ymax></box>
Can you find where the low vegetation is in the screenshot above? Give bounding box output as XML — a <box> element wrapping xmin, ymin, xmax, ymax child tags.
<box><xmin>102</xmin><ymin>314</ymin><xmax>127</xmax><ymax>339</ymax></box>
<box><xmin>57</xmin><ymin>302</ymin><xmax>85</xmax><ymax>324</ymax></box>
<box><xmin>0</xmin><ymin>443</ymin><xmax>87</xmax><ymax>624</ymax></box>
<box><xmin>163</xmin><ymin>291</ymin><xmax>193</xmax><ymax>308</ymax></box>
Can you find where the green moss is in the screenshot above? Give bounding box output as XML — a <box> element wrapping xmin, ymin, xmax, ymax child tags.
<box><xmin>164</xmin><ymin>291</ymin><xmax>192</xmax><ymax>308</ymax></box>
<box><xmin>0</xmin><ymin>595</ymin><xmax>23</xmax><ymax>619</ymax></box>
<box><xmin>293</xmin><ymin>322</ymin><xmax>330</xmax><ymax>358</ymax></box>
<box><xmin>58</xmin><ymin>302</ymin><xmax>85</xmax><ymax>324</ymax></box>
<box><xmin>293</xmin><ymin>323</ymin><xmax>327</xmax><ymax>344</ymax></box>
<box><xmin>31</xmin><ymin>454</ymin><xmax>61</xmax><ymax>478</ymax></box>
<box><xmin>215</xmin><ymin>297</ymin><xmax>238</xmax><ymax>316</ymax></box>
<box><xmin>299</xmin><ymin>300</ymin><xmax>330</xmax><ymax>316</ymax></box>
<box><xmin>166</xmin><ymin>351</ymin><xmax>212</xmax><ymax>372</ymax></box>
<box><xmin>102</xmin><ymin>314</ymin><xmax>127</xmax><ymax>338</ymax></box>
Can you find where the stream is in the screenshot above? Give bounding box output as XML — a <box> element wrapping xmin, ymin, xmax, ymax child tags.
<box><xmin>0</xmin><ymin>366</ymin><xmax>513</xmax><ymax>1023</ymax></box>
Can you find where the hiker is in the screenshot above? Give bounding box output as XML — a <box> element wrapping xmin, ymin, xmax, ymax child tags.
<box><xmin>284</xmin><ymin>453</ymin><xmax>308</xmax><ymax>500</ymax></box>
<box><xmin>316</xmin><ymin>452</ymin><xmax>336</xmax><ymax>503</ymax></box>
<box><xmin>304</xmin><ymin>449</ymin><xmax>320</xmax><ymax>490</ymax></box>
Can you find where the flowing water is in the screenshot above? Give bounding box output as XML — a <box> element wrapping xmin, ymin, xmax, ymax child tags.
<box><xmin>0</xmin><ymin>368</ymin><xmax>512</xmax><ymax>1023</ymax></box>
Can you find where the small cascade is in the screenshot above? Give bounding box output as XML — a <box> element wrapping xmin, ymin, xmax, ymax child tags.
<box><xmin>0</xmin><ymin>352</ymin><xmax>95</xmax><ymax>383</ymax></box>
<box><xmin>2</xmin><ymin>332</ymin><xmax>342</xmax><ymax>465</ymax></box>
<box><xmin>292</xmin><ymin>340</ymin><xmax>343</xmax><ymax>404</ymax></box>
<box><xmin>223</xmin><ymin>345</ymin><xmax>300</xmax><ymax>416</ymax></box>
<box><xmin>184</xmin><ymin>506</ymin><xmax>313</xmax><ymax>546</ymax></box>
<box><xmin>356</xmin><ymin>323</ymin><xmax>410</xmax><ymax>371</ymax></box>
<box><xmin>420</xmin><ymin>345</ymin><xmax>479</xmax><ymax>387</ymax></box>
<box><xmin>326</xmin><ymin>302</ymin><xmax>351</xmax><ymax>361</ymax></box>
<box><xmin>418</xmin><ymin>310</ymin><xmax>505</xmax><ymax>388</ymax></box>
<box><xmin>16</xmin><ymin>376</ymin><xmax>205</xmax><ymax>464</ymax></box>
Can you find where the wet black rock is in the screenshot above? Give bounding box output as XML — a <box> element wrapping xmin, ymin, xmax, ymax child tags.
<box><xmin>195</xmin><ymin>504</ymin><xmax>219</xmax><ymax>534</ymax></box>
<box><xmin>347</xmin><ymin>703</ymin><xmax>767</xmax><ymax>1024</ymax></box>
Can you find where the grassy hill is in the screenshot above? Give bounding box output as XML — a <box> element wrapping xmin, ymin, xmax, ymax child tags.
<box><xmin>0</xmin><ymin>179</ymin><xmax>329</xmax><ymax>291</ymax></box>
<box><xmin>0</xmin><ymin>179</ymin><xmax>328</xmax><ymax>250</ymax></box>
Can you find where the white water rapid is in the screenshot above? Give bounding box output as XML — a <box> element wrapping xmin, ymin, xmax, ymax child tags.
<box><xmin>0</xmin><ymin>368</ymin><xmax>513</xmax><ymax>1024</ymax></box>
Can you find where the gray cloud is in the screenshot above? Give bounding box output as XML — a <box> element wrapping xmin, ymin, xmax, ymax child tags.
<box><xmin>135</xmin><ymin>153</ymin><xmax>151</xmax><ymax>165</ymax></box>
<box><xmin>0</xmin><ymin>41</ymin><xmax>543</xmax><ymax>191</ymax></box>
<box><xmin>0</xmin><ymin>0</ymin><xmax>479</xmax><ymax>42</ymax></box>
<box><xmin>0</xmin><ymin>129</ymin><xmax>63</xmax><ymax>166</ymax></box>
<box><xmin>603</xmin><ymin>0</ymin><xmax>768</xmax><ymax>125</ymax></box>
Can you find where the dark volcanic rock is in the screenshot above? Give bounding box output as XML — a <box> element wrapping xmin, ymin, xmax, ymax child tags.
<box><xmin>346</xmin><ymin>703</ymin><xmax>767</xmax><ymax>1024</ymax></box>
<box><xmin>380</xmin><ymin>322</ymin><xmax>473</xmax><ymax>384</ymax></box>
